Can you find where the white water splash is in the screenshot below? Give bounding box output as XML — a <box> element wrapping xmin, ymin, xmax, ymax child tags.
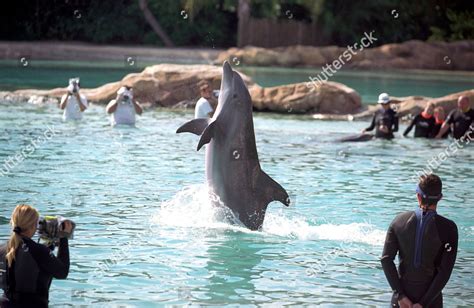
<box><xmin>262</xmin><ymin>212</ymin><xmax>385</xmax><ymax>245</ymax></box>
<box><xmin>154</xmin><ymin>185</ymin><xmax>386</xmax><ymax>246</ymax></box>
<box><xmin>153</xmin><ymin>184</ymin><xmax>248</xmax><ymax>232</ymax></box>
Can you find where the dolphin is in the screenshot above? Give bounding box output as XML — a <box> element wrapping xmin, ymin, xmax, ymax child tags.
<box><xmin>338</xmin><ymin>133</ymin><xmax>374</xmax><ymax>142</ymax></box>
<box><xmin>176</xmin><ymin>61</ymin><xmax>290</xmax><ymax>230</ymax></box>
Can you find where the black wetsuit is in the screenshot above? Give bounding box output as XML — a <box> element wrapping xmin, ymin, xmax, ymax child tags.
<box><xmin>365</xmin><ymin>108</ymin><xmax>399</xmax><ymax>139</ymax></box>
<box><xmin>431</xmin><ymin>121</ymin><xmax>450</xmax><ymax>139</ymax></box>
<box><xmin>381</xmin><ymin>210</ymin><xmax>458</xmax><ymax>308</ymax></box>
<box><xmin>446</xmin><ymin>108</ymin><xmax>474</xmax><ymax>139</ymax></box>
<box><xmin>403</xmin><ymin>114</ymin><xmax>435</xmax><ymax>138</ymax></box>
<box><xmin>0</xmin><ymin>237</ymin><xmax>69</xmax><ymax>308</ymax></box>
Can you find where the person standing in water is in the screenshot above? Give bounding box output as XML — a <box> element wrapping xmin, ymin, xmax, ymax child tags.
<box><xmin>0</xmin><ymin>205</ymin><xmax>72</xmax><ymax>307</ymax></box>
<box><xmin>436</xmin><ymin>96</ymin><xmax>473</xmax><ymax>139</ymax></box>
<box><xmin>59</xmin><ymin>78</ymin><xmax>88</xmax><ymax>121</ymax></box>
<box><xmin>431</xmin><ymin>107</ymin><xmax>450</xmax><ymax>138</ymax></box>
<box><xmin>403</xmin><ymin>103</ymin><xmax>435</xmax><ymax>138</ymax></box>
<box><xmin>194</xmin><ymin>82</ymin><xmax>214</xmax><ymax>119</ymax></box>
<box><xmin>381</xmin><ymin>174</ymin><xmax>458</xmax><ymax>308</ymax></box>
<box><xmin>362</xmin><ymin>93</ymin><xmax>399</xmax><ymax>139</ymax></box>
<box><xmin>106</xmin><ymin>86</ymin><xmax>143</xmax><ymax>126</ymax></box>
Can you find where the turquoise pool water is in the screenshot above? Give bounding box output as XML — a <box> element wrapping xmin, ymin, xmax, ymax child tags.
<box><xmin>0</xmin><ymin>60</ymin><xmax>473</xmax><ymax>104</ymax></box>
<box><xmin>0</xmin><ymin>102</ymin><xmax>472</xmax><ymax>306</ymax></box>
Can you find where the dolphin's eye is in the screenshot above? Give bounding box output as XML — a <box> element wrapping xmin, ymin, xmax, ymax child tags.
<box><xmin>233</xmin><ymin>93</ymin><xmax>237</xmax><ymax>98</ymax></box>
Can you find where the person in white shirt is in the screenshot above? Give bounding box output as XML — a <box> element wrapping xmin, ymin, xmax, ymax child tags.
<box><xmin>106</xmin><ymin>86</ymin><xmax>143</xmax><ymax>126</ymax></box>
<box><xmin>194</xmin><ymin>82</ymin><xmax>214</xmax><ymax>119</ymax></box>
<box><xmin>60</xmin><ymin>78</ymin><xmax>88</xmax><ymax>121</ymax></box>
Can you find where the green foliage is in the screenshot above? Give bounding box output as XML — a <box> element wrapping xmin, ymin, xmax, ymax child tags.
<box><xmin>429</xmin><ymin>9</ymin><xmax>474</xmax><ymax>41</ymax></box>
<box><xmin>0</xmin><ymin>0</ymin><xmax>472</xmax><ymax>47</ymax></box>
<box><xmin>446</xmin><ymin>9</ymin><xmax>474</xmax><ymax>40</ymax></box>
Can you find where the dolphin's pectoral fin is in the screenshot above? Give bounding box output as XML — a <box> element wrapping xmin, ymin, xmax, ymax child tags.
<box><xmin>257</xmin><ymin>170</ymin><xmax>290</xmax><ymax>207</ymax></box>
<box><xmin>176</xmin><ymin>118</ymin><xmax>210</xmax><ymax>135</ymax></box>
<box><xmin>197</xmin><ymin>122</ymin><xmax>215</xmax><ymax>151</ymax></box>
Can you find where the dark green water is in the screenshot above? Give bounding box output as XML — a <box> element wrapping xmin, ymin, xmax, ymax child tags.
<box><xmin>0</xmin><ymin>60</ymin><xmax>472</xmax><ymax>103</ymax></box>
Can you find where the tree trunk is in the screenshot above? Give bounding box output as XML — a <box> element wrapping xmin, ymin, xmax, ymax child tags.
<box><xmin>237</xmin><ymin>0</ymin><xmax>250</xmax><ymax>47</ymax></box>
<box><xmin>138</xmin><ymin>0</ymin><xmax>174</xmax><ymax>47</ymax></box>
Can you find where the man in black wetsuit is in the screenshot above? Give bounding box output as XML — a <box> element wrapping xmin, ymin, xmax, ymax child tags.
<box><xmin>381</xmin><ymin>174</ymin><xmax>458</xmax><ymax>308</ymax></box>
<box><xmin>363</xmin><ymin>93</ymin><xmax>399</xmax><ymax>139</ymax></box>
<box><xmin>403</xmin><ymin>103</ymin><xmax>435</xmax><ymax>138</ymax></box>
<box><xmin>436</xmin><ymin>96</ymin><xmax>473</xmax><ymax>139</ymax></box>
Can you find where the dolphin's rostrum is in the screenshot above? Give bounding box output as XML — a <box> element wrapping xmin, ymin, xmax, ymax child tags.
<box><xmin>177</xmin><ymin>61</ymin><xmax>290</xmax><ymax>230</ymax></box>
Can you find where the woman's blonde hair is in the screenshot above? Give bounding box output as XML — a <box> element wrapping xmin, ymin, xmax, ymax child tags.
<box><xmin>6</xmin><ymin>204</ymin><xmax>39</xmax><ymax>267</ymax></box>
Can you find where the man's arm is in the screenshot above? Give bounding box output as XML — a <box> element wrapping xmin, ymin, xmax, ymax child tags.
<box><xmin>392</xmin><ymin>113</ymin><xmax>399</xmax><ymax>132</ymax></box>
<box><xmin>60</xmin><ymin>94</ymin><xmax>69</xmax><ymax>110</ymax></box>
<box><xmin>132</xmin><ymin>100</ymin><xmax>143</xmax><ymax>115</ymax></box>
<box><xmin>418</xmin><ymin>223</ymin><xmax>458</xmax><ymax>307</ymax></box>
<box><xmin>363</xmin><ymin>114</ymin><xmax>376</xmax><ymax>133</ymax></box>
<box><xmin>403</xmin><ymin>117</ymin><xmax>416</xmax><ymax>137</ymax></box>
<box><xmin>204</xmin><ymin>101</ymin><xmax>214</xmax><ymax>118</ymax></box>
<box><xmin>106</xmin><ymin>99</ymin><xmax>118</xmax><ymax>114</ymax></box>
<box><xmin>75</xmin><ymin>93</ymin><xmax>87</xmax><ymax>112</ymax></box>
<box><xmin>435</xmin><ymin>122</ymin><xmax>451</xmax><ymax>139</ymax></box>
<box><xmin>381</xmin><ymin>223</ymin><xmax>405</xmax><ymax>299</ymax></box>
<box><xmin>436</xmin><ymin>111</ymin><xmax>455</xmax><ymax>139</ymax></box>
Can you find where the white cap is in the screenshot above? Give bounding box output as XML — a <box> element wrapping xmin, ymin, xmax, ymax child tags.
<box><xmin>377</xmin><ymin>93</ymin><xmax>391</xmax><ymax>104</ymax></box>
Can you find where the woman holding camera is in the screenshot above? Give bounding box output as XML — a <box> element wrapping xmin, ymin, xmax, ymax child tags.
<box><xmin>0</xmin><ymin>205</ymin><xmax>71</xmax><ymax>308</ymax></box>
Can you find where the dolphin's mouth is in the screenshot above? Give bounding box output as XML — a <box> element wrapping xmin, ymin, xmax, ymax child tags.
<box><xmin>220</xmin><ymin>61</ymin><xmax>234</xmax><ymax>95</ymax></box>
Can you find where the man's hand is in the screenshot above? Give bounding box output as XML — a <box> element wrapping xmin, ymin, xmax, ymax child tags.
<box><xmin>398</xmin><ymin>296</ymin><xmax>413</xmax><ymax>308</ymax></box>
<box><xmin>412</xmin><ymin>304</ymin><xmax>422</xmax><ymax>308</ymax></box>
<box><xmin>379</xmin><ymin>125</ymin><xmax>390</xmax><ymax>134</ymax></box>
<box><xmin>62</xmin><ymin>221</ymin><xmax>73</xmax><ymax>234</ymax></box>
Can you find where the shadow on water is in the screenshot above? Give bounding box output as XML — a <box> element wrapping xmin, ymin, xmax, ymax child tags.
<box><xmin>198</xmin><ymin>231</ymin><xmax>262</xmax><ymax>305</ymax></box>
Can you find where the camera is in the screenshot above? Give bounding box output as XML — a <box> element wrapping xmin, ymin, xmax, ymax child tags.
<box><xmin>37</xmin><ymin>216</ymin><xmax>76</xmax><ymax>247</ymax></box>
<box><xmin>68</xmin><ymin>77</ymin><xmax>80</xmax><ymax>94</ymax></box>
<box><xmin>117</xmin><ymin>86</ymin><xmax>133</xmax><ymax>104</ymax></box>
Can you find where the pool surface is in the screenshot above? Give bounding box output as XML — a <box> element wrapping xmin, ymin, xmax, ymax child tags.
<box><xmin>0</xmin><ymin>102</ymin><xmax>472</xmax><ymax>306</ymax></box>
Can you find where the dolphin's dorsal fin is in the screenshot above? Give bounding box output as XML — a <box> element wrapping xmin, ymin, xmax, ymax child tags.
<box><xmin>197</xmin><ymin>121</ymin><xmax>216</xmax><ymax>151</ymax></box>
<box><xmin>176</xmin><ymin>118</ymin><xmax>211</xmax><ymax>136</ymax></box>
<box><xmin>257</xmin><ymin>170</ymin><xmax>290</xmax><ymax>207</ymax></box>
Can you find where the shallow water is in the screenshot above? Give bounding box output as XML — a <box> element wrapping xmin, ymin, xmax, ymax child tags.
<box><xmin>0</xmin><ymin>102</ymin><xmax>473</xmax><ymax>307</ymax></box>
